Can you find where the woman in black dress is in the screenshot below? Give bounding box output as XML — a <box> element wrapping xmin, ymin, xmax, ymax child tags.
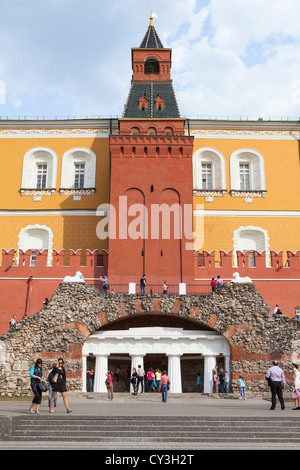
<box><xmin>49</xmin><ymin>358</ymin><xmax>72</xmax><ymax>413</ymax></box>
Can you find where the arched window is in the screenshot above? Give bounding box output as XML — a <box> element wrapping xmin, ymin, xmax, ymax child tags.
<box><xmin>18</xmin><ymin>224</ymin><xmax>53</xmax><ymax>266</ymax></box>
<box><xmin>193</xmin><ymin>148</ymin><xmax>226</xmax><ymax>192</ymax></box>
<box><xmin>164</xmin><ymin>127</ymin><xmax>173</xmax><ymax>135</ymax></box>
<box><xmin>60</xmin><ymin>148</ymin><xmax>96</xmax><ymax>190</ymax></box>
<box><xmin>147</xmin><ymin>127</ymin><xmax>157</xmax><ymax>135</ymax></box>
<box><xmin>230</xmin><ymin>149</ymin><xmax>266</xmax><ymax>192</ymax></box>
<box><xmin>130</xmin><ymin>127</ymin><xmax>140</xmax><ymax>135</ymax></box>
<box><xmin>145</xmin><ymin>58</ymin><xmax>159</xmax><ymax>74</ymax></box>
<box><xmin>233</xmin><ymin>226</ymin><xmax>270</xmax><ymax>267</ymax></box>
<box><xmin>21</xmin><ymin>147</ymin><xmax>57</xmax><ymax>190</ymax></box>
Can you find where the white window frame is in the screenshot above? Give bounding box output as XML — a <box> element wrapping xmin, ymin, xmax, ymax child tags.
<box><xmin>193</xmin><ymin>147</ymin><xmax>226</xmax><ymax>191</ymax></box>
<box><xmin>60</xmin><ymin>148</ymin><xmax>96</xmax><ymax>190</ymax></box>
<box><xmin>233</xmin><ymin>225</ymin><xmax>270</xmax><ymax>267</ymax></box>
<box><xmin>17</xmin><ymin>224</ymin><xmax>53</xmax><ymax>266</ymax></box>
<box><xmin>230</xmin><ymin>149</ymin><xmax>266</xmax><ymax>192</ymax></box>
<box><xmin>21</xmin><ymin>147</ymin><xmax>57</xmax><ymax>190</ymax></box>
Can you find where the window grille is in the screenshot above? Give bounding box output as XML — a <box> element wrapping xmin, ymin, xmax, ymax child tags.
<box><xmin>36</xmin><ymin>164</ymin><xmax>47</xmax><ymax>189</ymax></box>
<box><xmin>74</xmin><ymin>163</ymin><xmax>85</xmax><ymax>189</ymax></box>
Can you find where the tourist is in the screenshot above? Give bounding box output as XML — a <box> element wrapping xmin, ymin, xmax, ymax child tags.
<box><xmin>105</xmin><ymin>370</ymin><xmax>114</xmax><ymax>400</ymax></box>
<box><xmin>213</xmin><ymin>370</ymin><xmax>220</xmax><ymax>398</ymax></box>
<box><xmin>140</xmin><ymin>275</ymin><xmax>146</xmax><ymax>294</ymax></box>
<box><xmin>29</xmin><ymin>358</ymin><xmax>45</xmax><ymax>414</ymax></box>
<box><xmin>161</xmin><ymin>370</ymin><xmax>170</xmax><ymax>403</ymax></box>
<box><xmin>47</xmin><ymin>363</ymin><xmax>58</xmax><ymax>408</ymax></box>
<box><xmin>9</xmin><ymin>315</ymin><xmax>16</xmax><ymax>329</ymax></box>
<box><xmin>137</xmin><ymin>364</ymin><xmax>145</xmax><ymax>393</ymax></box>
<box><xmin>212</xmin><ymin>364</ymin><xmax>218</xmax><ymax>392</ymax></box>
<box><xmin>216</xmin><ymin>275</ymin><xmax>223</xmax><ymax>287</ymax></box>
<box><xmin>100</xmin><ymin>275</ymin><xmax>109</xmax><ymax>293</ymax></box>
<box><xmin>195</xmin><ymin>373</ymin><xmax>202</xmax><ymax>393</ymax></box>
<box><xmin>273</xmin><ymin>304</ymin><xmax>282</xmax><ymax>314</ymax></box>
<box><xmin>42</xmin><ymin>298</ymin><xmax>49</xmax><ymax>308</ymax></box>
<box><xmin>151</xmin><ymin>376</ymin><xmax>157</xmax><ymax>392</ymax></box>
<box><xmin>49</xmin><ymin>358</ymin><xmax>72</xmax><ymax>413</ymax></box>
<box><xmin>238</xmin><ymin>375</ymin><xmax>246</xmax><ymax>400</ymax></box>
<box><xmin>211</xmin><ymin>278</ymin><xmax>216</xmax><ymax>292</ymax></box>
<box><xmin>291</xmin><ymin>363</ymin><xmax>300</xmax><ymax>410</ymax></box>
<box><xmin>224</xmin><ymin>371</ymin><xmax>230</xmax><ymax>393</ymax></box>
<box><xmin>147</xmin><ymin>367</ymin><xmax>154</xmax><ymax>392</ymax></box>
<box><xmin>294</xmin><ymin>306</ymin><xmax>300</xmax><ymax>320</ymax></box>
<box><xmin>219</xmin><ymin>368</ymin><xmax>225</xmax><ymax>393</ymax></box>
<box><xmin>265</xmin><ymin>360</ymin><xmax>285</xmax><ymax>410</ymax></box>
<box><xmin>87</xmin><ymin>368</ymin><xmax>95</xmax><ymax>392</ymax></box>
<box><xmin>163</xmin><ymin>281</ymin><xmax>168</xmax><ymax>294</ymax></box>
<box><xmin>155</xmin><ymin>368</ymin><xmax>162</xmax><ymax>392</ymax></box>
<box><xmin>131</xmin><ymin>367</ymin><xmax>138</xmax><ymax>395</ymax></box>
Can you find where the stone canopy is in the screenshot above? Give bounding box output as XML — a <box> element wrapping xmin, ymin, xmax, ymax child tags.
<box><xmin>0</xmin><ymin>282</ymin><xmax>299</xmax><ymax>395</ymax></box>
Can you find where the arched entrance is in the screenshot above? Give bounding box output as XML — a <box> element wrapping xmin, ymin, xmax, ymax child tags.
<box><xmin>82</xmin><ymin>326</ymin><xmax>230</xmax><ymax>394</ymax></box>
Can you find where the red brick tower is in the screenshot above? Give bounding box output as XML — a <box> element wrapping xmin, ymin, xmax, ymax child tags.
<box><xmin>108</xmin><ymin>16</ymin><xmax>194</xmax><ymax>287</ymax></box>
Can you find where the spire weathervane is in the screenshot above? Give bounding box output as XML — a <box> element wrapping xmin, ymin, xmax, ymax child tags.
<box><xmin>150</xmin><ymin>11</ymin><xmax>158</xmax><ymax>26</ymax></box>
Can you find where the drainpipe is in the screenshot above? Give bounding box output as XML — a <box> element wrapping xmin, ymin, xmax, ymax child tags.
<box><xmin>25</xmin><ymin>276</ymin><xmax>33</xmax><ymax>317</ymax></box>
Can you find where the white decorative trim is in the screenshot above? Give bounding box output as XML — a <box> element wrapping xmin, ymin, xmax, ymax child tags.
<box><xmin>0</xmin><ymin>209</ymin><xmax>106</xmax><ymax>216</ymax></box>
<box><xmin>193</xmin><ymin>209</ymin><xmax>300</xmax><ymax>217</ymax></box>
<box><xmin>193</xmin><ymin>190</ymin><xmax>227</xmax><ymax>197</ymax></box>
<box><xmin>190</xmin><ymin>129</ymin><xmax>300</xmax><ymax>140</ymax></box>
<box><xmin>20</xmin><ymin>189</ymin><xmax>56</xmax><ymax>201</ymax></box>
<box><xmin>0</xmin><ymin>128</ymin><xmax>112</xmax><ymax>138</ymax></box>
<box><xmin>59</xmin><ymin>188</ymin><xmax>95</xmax><ymax>201</ymax></box>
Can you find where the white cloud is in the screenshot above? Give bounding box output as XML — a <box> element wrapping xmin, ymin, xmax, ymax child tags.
<box><xmin>0</xmin><ymin>0</ymin><xmax>299</xmax><ymax>119</ymax></box>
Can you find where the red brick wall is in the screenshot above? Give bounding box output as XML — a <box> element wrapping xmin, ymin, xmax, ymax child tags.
<box><xmin>0</xmin><ymin>248</ymin><xmax>108</xmax><ymax>335</ymax></box>
<box><xmin>194</xmin><ymin>250</ymin><xmax>300</xmax><ymax>318</ymax></box>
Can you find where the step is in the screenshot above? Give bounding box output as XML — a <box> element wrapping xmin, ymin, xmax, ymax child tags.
<box><xmin>9</xmin><ymin>415</ymin><xmax>300</xmax><ymax>442</ymax></box>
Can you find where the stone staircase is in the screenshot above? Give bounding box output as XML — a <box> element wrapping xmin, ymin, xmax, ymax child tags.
<box><xmin>8</xmin><ymin>415</ymin><xmax>300</xmax><ymax>443</ymax></box>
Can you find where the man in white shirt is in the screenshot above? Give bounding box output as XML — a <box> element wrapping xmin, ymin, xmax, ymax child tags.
<box><xmin>137</xmin><ymin>365</ymin><xmax>145</xmax><ymax>393</ymax></box>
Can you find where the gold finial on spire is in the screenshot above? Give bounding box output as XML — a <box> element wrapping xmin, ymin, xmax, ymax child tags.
<box><xmin>150</xmin><ymin>11</ymin><xmax>158</xmax><ymax>26</ymax></box>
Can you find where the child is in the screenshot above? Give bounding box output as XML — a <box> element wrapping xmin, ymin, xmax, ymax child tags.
<box><xmin>195</xmin><ymin>373</ymin><xmax>202</xmax><ymax>393</ymax></box>
<box><xmin>238</xmin><ymin>375</ymin><xmax>246</xmax><ymax>400</ymax></box>
<box><xmin>224</xmin><ymin>371</ymin><xmax>229</xmax><ymax>393</ymax></box>
<box><xmin>213</xmin><ymin>371</ymin><xmax>220</xmax><ymax>398</ymax></box>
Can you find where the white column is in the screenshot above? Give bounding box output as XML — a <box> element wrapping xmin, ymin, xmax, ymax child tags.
<box><xmin>204</xmin><ymin>355</ymin><xmax>217</xmax><ymax>394</ymax></box>
<box><xmin>94</xmin><ymin>354</ymin><xmax>109</xmax><ymax>393</ymax></box>
<box><xmin>167</xmin><ymin>354</ymin><xmax>182</xmax><ymax>393</ymax></box>
<box><xmin>225</xmin><ymin>355</ymin><xmax>230</xmax><ymax>385</ymax></box>
<box><xmin>130</xmin><ymin>354</ymin><xmax>145</xmax><ymax>393</ymax></box>
<box><xmin>82</xmin><ymin>354</ymin><xmax>87</xmax><ymax>392</ymax></box>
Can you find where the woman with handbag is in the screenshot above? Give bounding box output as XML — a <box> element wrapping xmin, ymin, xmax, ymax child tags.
<box><xmin>49</xmin><ymin>358</ymin><xmax>72</xmax><ymax>413</ymax></box>
<box><xmin>29</xmin><ymin>358</ymin><xmax>46</xmax><ymax>414</ymax></box>
<box><xmin>292</xmin><ymin>363</ymin><xmax>300</xmax><ymax>410</ymax></box>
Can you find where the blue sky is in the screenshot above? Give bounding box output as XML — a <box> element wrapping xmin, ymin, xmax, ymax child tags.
<box><xmin>0</xmin><ymin>0</ymin><xmax>300</xmax><ymax>119</ymax></box>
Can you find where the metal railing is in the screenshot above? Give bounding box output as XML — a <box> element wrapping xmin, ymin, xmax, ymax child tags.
<box><xmin>105</xmin><ymin>284</ymin><xmax>211</xmax><ymax>295</ymax></box>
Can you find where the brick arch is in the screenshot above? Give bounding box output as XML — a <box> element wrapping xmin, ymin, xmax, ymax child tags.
<box><xmin>0</xmin><ymin>282</ymin><xmax>298</xmax><ymax>395</ymax></box>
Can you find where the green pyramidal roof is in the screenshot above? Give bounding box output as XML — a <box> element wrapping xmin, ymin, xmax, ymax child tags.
<box><xmin>139</xmin><ymin>22</ymin><xmax>164</xmax><ymax>48</ymax></box>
